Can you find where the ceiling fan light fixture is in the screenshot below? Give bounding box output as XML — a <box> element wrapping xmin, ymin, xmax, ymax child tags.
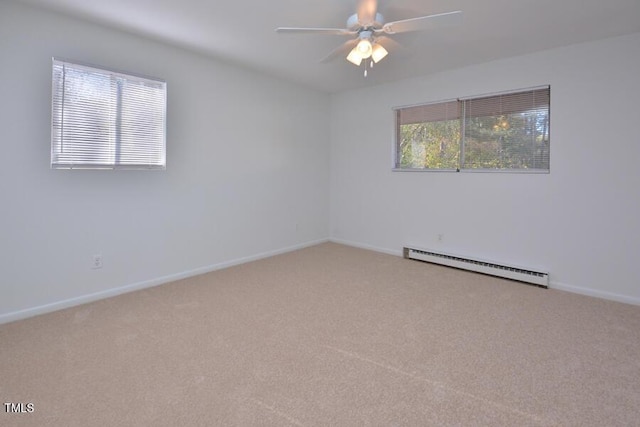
<box><xmin>276</xmin><ymin>4</ymin><xmax>464</xmax><ymax>75</ymax></box>
<box><xmin>346</xmin><ymin>48</ymin><xmax>363</xmax><ymax>66</ymax></box>
<box><xmin>371</xmin><ymin>43</ymin><xmax>388</xmax><ymax>63</ymax></box>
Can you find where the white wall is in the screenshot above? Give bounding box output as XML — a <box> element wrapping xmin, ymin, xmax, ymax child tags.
<box><xmin>0</xmin><ymin>2</ymin><xmax>330</xmax><ymax>322</ymax></box>
<box><xmin>330</xmin><ymin>32</ymin><xmax>640</xmax><ymax>304</ymax></box>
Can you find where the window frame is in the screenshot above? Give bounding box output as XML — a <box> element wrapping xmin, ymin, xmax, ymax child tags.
<box><xmin>51</xmin><ymin>57</ymin><xmax>167</xmax><ymax>170</ymax></box>
<box><xmin>393</xmin><ymin>86</ymin><xmax>550</xmax><ymax>174</ymax></box>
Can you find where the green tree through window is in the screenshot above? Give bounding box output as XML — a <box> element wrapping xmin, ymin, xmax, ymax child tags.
<box><xmin>395</xmin><ymin>87</ymin><xmax>549</xmax><ymax>172</ymax></box>
<box><xmin>399</xmin><ymin>120</ymin><xmax>460</xmax><ymax>169</ymax></box>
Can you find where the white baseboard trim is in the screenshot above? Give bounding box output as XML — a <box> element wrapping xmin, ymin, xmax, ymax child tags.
<box><xmin>329</xmin><ymin>238</ymin><xmax>404</xmax><ymax>257</ymax></box>
<box><xmin>0</xmin><ymin>238</ymin><xmax>329</xmax><ymax>325</ymax></box>
<box><xmin>549</xmin><ymin>281</ymin><xmax>640</xmax><ymax>306</ymax></box>
<box><xmin>5</xmin><ymin>238</ymin><xmax>637</xmax><ymax>325</ymax></box>
<box><xmin>330</xmin><ymin>237</ymin><xmax>640</xmax><ymax>307</ymax></box>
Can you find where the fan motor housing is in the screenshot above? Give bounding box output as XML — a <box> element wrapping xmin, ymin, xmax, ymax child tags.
<box><xmin>347</xmin><ymin>12</ymin><xmax>384</xmax><ymax>30</ymax></box>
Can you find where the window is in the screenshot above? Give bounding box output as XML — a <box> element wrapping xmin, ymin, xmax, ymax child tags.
<box><xmin>51</xmin><ymin>58</ymin><xmax>166</xmax><ymax>169</ymax></box>
<box><xmin>395</xmin><ymin>86</ymin><xmax>550</xmax><ymax>172</ymax></box>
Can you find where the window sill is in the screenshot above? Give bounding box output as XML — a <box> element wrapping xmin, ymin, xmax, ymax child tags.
<box><xmin>392</xmin><ymin>168</ymin><xmax>549</xmax><ymax>174</ymax></box>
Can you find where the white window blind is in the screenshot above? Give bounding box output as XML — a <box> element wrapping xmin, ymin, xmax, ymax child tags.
<box><xmin>51</xmin><ymin>58</ymin><xmax>166</xmax><ymax>170</ymax></box>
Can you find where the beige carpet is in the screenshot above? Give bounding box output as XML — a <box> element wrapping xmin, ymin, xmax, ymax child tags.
<box><xmin>1</xmin><ymin>242</ymin><xmax>639</xmax><ymax>426</ymax></box>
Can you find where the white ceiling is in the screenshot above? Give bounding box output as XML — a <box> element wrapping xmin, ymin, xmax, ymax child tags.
<box><xmin>18</xmin><ymin>0</ymin><xmax>640</xmax><ymax>93</ymax></box>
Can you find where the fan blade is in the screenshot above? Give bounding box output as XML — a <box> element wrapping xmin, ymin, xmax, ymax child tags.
<box><xmin>380</xmin><ymin>10</ymin><xmax>462</xmax><ymax>34</ymax></box>
<box><xmin>356</xmin><ymin>0</ymin><xmax>378</xmax><ymax>26</ymax></box>
<box><xmin>320</xmin><ymin>39</ymin><xmax>358</xmax><ymax>63</ymax></box>
<box><xmin>375</xmin><ymin>35</ymin><xmax>402</xmax><ymax>52</ymax></box>
<box><xmin>276</xmin><ymin>27</ymin><xmax>356</xmax><ymax>36</ymax></box>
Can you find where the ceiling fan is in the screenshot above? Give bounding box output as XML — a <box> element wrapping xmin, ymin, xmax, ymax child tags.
<box><xmin>276</xmin><ymin>0</ymin><xmax>462</xmax><ymax>76</ymax></box>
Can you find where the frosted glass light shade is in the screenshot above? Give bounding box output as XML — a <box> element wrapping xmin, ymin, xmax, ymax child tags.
<box><xmin>371</xmin><ymin>44</ymin><xmax>388</xmax><ymax>63</ymax></box>
<box><xmin>356</xmin><ymin>39</ymin><xmax>372</xmax><ymax>58</ymax></box>
<box><xmin>346</xmin><ymin>48</ymin><xmax>363</xmax><ymax>66</ymax></box>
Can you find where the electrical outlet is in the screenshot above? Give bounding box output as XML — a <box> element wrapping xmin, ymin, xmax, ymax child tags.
<box><xmin>92</xmin><ymin>254</ymin><xmax>103</xmax><ymax>269</ymax></box>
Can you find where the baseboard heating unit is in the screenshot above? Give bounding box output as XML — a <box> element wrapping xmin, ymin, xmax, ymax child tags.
<box><xmin>403</xmin><ymin>247</ymin><xmax>549</xmax><ymax>288</ymax></box>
